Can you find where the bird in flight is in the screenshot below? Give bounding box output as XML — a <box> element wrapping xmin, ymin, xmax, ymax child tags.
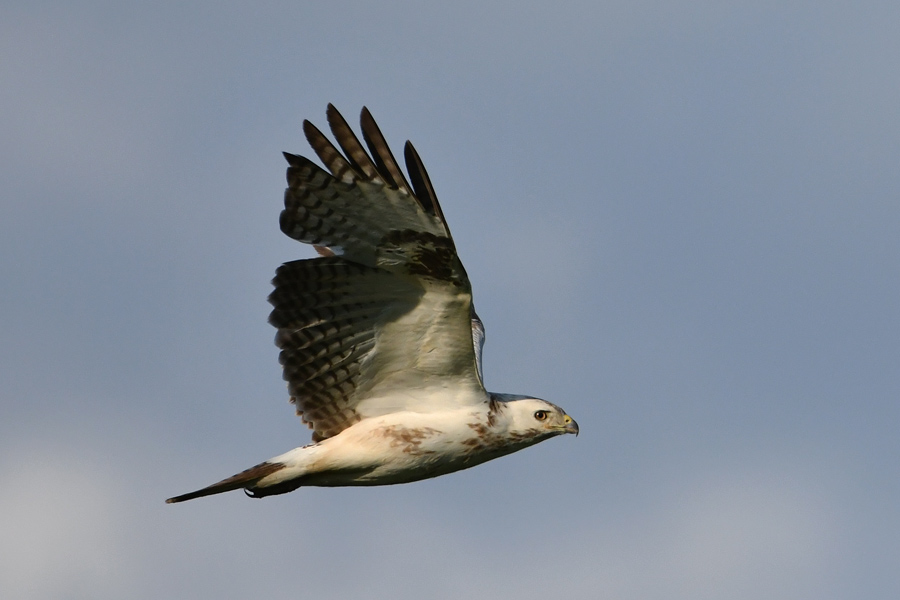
<box><xmin>166</xmin><ymin>105</ymin><xmax>578</xmax><ymax>503</ymax></box>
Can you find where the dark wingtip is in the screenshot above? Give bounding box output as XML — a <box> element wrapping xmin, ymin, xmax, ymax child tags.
<box><xmin>325</xmin><ymin>104</ymin><xmax>378</xmax><ymax>179</ymax></box>
<box><xmin>404</xmin><ymin>140</ymin><xmax>449</xmax><ymax>230</ymax></box>
<box><xmin>283</xmin><ymin>151</ymin><xmax>302</xmax><ymax>165</ymax></box>
<box><xmin>301</xmin><ymin>119</ymin><xmax>320</xmax><ymax>145</ymax></box>
<box><xmin>359</xmin><ymin>106</ymin><xmax>415</xmax><ymax>196</ymax></box>
<box><xmin>326</xmin><ymin>103</ymin><xmax>345</xmax><ymax>128</ymax></box>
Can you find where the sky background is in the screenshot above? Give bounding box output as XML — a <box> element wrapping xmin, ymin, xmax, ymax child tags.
<box><xmin>2</xmin><ymin>1</ymin><xmax>898</xmax><ymax>598</ymax></box>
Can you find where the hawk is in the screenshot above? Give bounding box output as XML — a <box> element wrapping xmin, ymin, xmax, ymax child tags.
<box><xmin>166</xmin><ymin>105</ymin><xmax>578</xmax><ymax>503</ymax></box>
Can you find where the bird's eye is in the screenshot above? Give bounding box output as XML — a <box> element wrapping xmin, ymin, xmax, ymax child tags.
<box><xmin>534</xmin><ymin>410</ymin><xmax>548</xmax><ymax>421</ymax></box>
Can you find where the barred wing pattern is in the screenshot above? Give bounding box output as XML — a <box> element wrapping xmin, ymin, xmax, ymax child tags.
<box><xmin>272</xmin><ymin>105</ymin><xmax>486</xmax><ymax>442</ymax></box>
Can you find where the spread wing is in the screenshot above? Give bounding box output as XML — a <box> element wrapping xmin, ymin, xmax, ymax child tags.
<box><xmin>270</xmin><ymin>105</ymin><xmax>486</xmax><ymax>441</ymax></box>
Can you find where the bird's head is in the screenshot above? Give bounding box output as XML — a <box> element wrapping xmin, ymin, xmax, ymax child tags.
<box><xmin>495</xmin><ymin>395</ymin><xmax>579</xmax><ymax>440</ymax></box>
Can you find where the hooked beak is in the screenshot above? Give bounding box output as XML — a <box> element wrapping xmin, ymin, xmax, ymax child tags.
<box><xmin>563</xmin><ymin>414</ymin><xmax>579</xmax><ymax>436</ymax></box>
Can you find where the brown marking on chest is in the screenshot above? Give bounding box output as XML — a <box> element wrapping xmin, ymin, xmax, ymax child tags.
<box><xmin>462</xmin><ymin>398</ymin><xmax>508</xmax><ymax>451</ymax></box>
<box><xmin>486</xmin><ymin>395</ymin><xmax>502</xmax><ymax>428</ymax></box>
<box><xmin>378</xmin><ymin>425</ymin><xmax>441</xmax><ymax>456</ymax></box>
<box><xmin>463</xmin><ymin>421</ymin><xmax>503</xmax><ymax>453</ymax></box>
<box><xmin>463</xmin><ymin>420</ymin><xmax>541</xmax><ymax>455</ymax></box>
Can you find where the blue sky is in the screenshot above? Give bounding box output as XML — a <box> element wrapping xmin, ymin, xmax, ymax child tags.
<box><xmin>2</xmin><ymin>2</ymin><xmax>898</xmax><ymax>598</ymax></box>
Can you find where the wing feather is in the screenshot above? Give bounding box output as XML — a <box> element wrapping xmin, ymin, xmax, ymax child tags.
<box><xmin>273</xmin><ymin>106</ymin><xmax>487</xmax><ymax>440</ymax></box>
<box><xmin>326</xmin><ymin>103</ymin><xmax>380</xmax><ymax>181</ymax></box>
<box><xmin>360</xmin><ymin>107</ymin><xmax>416</xmax><ymax>199</ymax></box>
<box><xmin>302</xmin><ymin>119</ymin><xmax>357</xmax><ymax>183</ymax></box>
<box><xmin>471</xmin><ymin>308</ymin><xmax>486</xmax><ymax>386</ymax></box>
<box><xmin>404</xmin><ymin>141</ymin><xmax>446</xmax><ymax>226</ymax></box>
<box><xmin>270</xmin><ymin>257</ymin><xmax>422</xmax><ymax>439</ymax></box>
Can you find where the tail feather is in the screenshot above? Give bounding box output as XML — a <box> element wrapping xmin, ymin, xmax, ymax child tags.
<box><xmin>165</xmin><ymin>461</ymin><xmax>286</xmax><ymax>504</ymax></box>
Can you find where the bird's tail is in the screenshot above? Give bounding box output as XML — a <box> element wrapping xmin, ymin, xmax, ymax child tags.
<box><xmin>165</xmin><ymin>461</ymin><xmax>286</xmax><ymax>503</ymax></box>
